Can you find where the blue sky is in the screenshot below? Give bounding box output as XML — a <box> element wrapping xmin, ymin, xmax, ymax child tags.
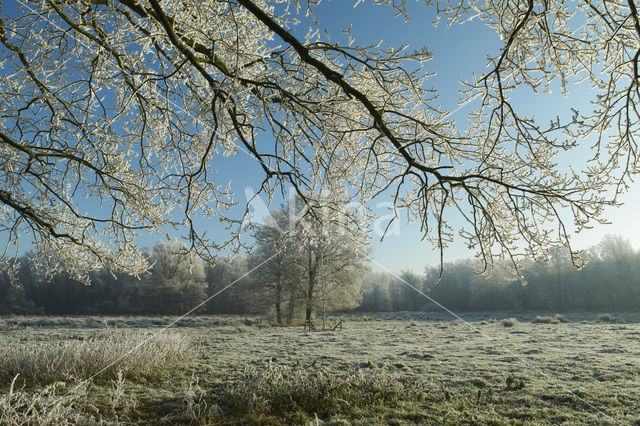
<box><xmin>2</xmin><ymin>0</ymin><xmax>638</xmax><ymax>273</ymax></box>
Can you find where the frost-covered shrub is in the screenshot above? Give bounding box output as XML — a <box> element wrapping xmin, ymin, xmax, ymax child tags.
<box><xmin>532</xmin><ymin>316</ymin><xmax>554</xmax><ymax>324</ymax></box>
<box><xmin>0</xmin><ymin>376</ymin><xmax>91</xmax><ymax>424</ymax></box>
<box><xmin>598</xmin><ymin>313</ymin><xmax>616</xmax><ymax>322</ymax></box>
<box><xmin>501</xmin><ymin>318</ymin><xmax>517</xmax><ymax>327</ymax></box>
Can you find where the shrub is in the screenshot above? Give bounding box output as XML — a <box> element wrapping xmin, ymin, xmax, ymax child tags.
<box><xmin>182</xmin><ymin>375</ymin><xmax>220</xmax><ymax>423</ymax></box>
<box><xmin>0</xmin><ymin>329</ymin><xmax>192</xmax><ymax>386</ymax></box>
<box><xmin>501</xmin><ymin>318</ymin><xmax>517</xmax><ymax>327</ymax></box>
<box><xmin>598</xmin><ymin>314</ymin><xmax>616</xmax><ymax>322</ymax></box>
<box><xmin>532</xmin><ymin>316</ymin><xmax>553</xmax><ymax>324</ymax></box>
<box><xmin>0</xmin><ymin>370</ymin><xmax>144</xmax><ymax>424</ymax></box>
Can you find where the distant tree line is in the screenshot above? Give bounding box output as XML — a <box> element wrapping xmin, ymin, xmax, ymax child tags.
<box><xmin>1</xmin><ymin>235</ymin><xmax>638</xmax><ymax>316</ymax></box>
<box><xmin>0</xmin><ymin>240</ymin><xmax>286</xmax><ymax>317</ymax></box>
<box><xmin>0</xmin><ymin>241</ymin><xmax>248</xmax><ymax>316</ymax></box>
<box><xmin>358</xmin><ymin>235</ymin><xmax>640</xmax><ymax>313</ymax></box>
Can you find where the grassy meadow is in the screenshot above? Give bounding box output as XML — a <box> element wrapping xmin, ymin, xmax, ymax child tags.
<box><xmin>1</xmin><ymin>312</ymin><xmax>639</xmax><ymax>425</ymax></box>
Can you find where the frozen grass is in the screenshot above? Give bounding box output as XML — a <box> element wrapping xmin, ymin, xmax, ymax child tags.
<box><xmin>0</xmin><ymin>315</ymin><xmax>250</xmax><ymax>329</ymax></box>
<box><xmin>222</xmin><ymin>363</ymin><xmax>431</xmax><ymax>421</ymax></box>
<box><xmin>0</xmin><ymin>328</ymin><xmax>192</xmax><ymax>386</ymax></box>
<box><xmin>0</xmin><ymin>370</ymin><xmax>149</xmax><ymax>424</ymax></box>
<box><xmin>1</xmin><ymin>312</ymin><xmax>639</xmax><ymax>424</ymax></box>
<box><xmin>0</xmin><ymin>377</ymin><xmax>89</xmax><ymax>425</ymax></box>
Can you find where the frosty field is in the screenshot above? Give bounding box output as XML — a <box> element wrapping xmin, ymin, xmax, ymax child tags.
<box><xmin>1</xmin><ymin>312</ymin><xmax>639</xmax><ymax>425</ymax></box>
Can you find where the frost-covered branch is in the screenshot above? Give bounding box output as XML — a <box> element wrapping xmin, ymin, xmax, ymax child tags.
<box><xmin>0</xmin><ymin>0</ymin><xmax>637</xmax><ymax>281</ymax></box>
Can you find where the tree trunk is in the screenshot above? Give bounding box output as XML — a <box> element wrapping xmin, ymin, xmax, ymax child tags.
<box><xmin>305</xmin><ymin>297</ymin><xmax>313</xmax><ymax>322</ymax></box>
<box><xmin>287</xmin><ymin>284</ymin><xmax>296</xmax><ymax>324</ymax></box>
<box><xmin>275</xmin><ymin>279</ymin><xmax>282</xmax><ymax>324</ymax></box>
<box><xmin>305</xmin><ymin>252</ymin><xmax>316</xmax><ymax>322</ymax></box>
<box><xmin>305</xmin><ymin>278</ymin><xmax>314</xmax><ymax>321</ymax></box>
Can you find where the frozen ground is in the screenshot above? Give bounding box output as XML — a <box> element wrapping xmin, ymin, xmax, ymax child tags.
<box><xmin>1</xmin><ymin>312</ymin><xmax>639</xmax><ymax>424</ymax></box>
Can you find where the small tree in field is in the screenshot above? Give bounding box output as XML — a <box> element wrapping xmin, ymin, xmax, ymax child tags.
<box><xmin>248</xmin><ymin>196</ymin><xmax>367</xmax><ymax>323</ymax></box>
<box><xmin>315</xmin><ymin>254</ymin><xmax>365</xmax><ymax>327</ymax></box>
<box><xmin>293</xmin><ymin>197</ymin><xmax>369</xmax><ymax>323</ymax></box>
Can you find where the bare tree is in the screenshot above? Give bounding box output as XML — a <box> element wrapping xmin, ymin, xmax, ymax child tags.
<box><xmin>0</xmin><ymin>0</ymin><xmax>637</xmax><ymax>280</ymax></box>
<box><xmin>293</xmin><ymin>198</ymin><xmax>369</xmax><ymax>322</ymax></box>
<box><xmin>141</xmin><ymin>240</ymin><xmax>207</xmax><ymax>314</ymax></box>
<box><xmin>249</xmin><ymin>207</ymin><xmax>302</xmax><ymax>323</ymax></box>
<box><xmin>312</xmin><ymin>224</ymin><xmax>368</xmax><ymax>325</ymax></box>
<box><xmin>248</xmin><ymin>196</ymin><xmax>367</xmax><ymax>323</ymax></box>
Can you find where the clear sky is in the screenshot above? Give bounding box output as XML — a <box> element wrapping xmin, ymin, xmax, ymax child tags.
<box><xmin>2</xmin><ymin>0</ymin><xmax>638</xmax><ymax>274</ymax></box>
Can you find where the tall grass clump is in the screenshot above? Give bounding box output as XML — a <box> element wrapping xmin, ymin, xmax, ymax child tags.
<box><xmin>598</xmin><ymin>313</ymin><xmax>616</xmax><ymax>322</ymax></box>
<box><xmin>0</xmin><ymin>329</ymin><xmax>192</xmax><ymax>386</ymax></box>
<box><xmin>222</xmin><ymin>364</ymin><xmax>431</xmax><ymax>420</ymax></box>
<box><xmin>532</xmin><ymin>316</ymin><xmax>554</xmax><ymax>324</ymax></box>
<box><xmin>0</xmin><ymin>376</ymin><xmax>90</xmax><ymax>425</ymax></box>
<box><xmin>554</xmin><ymin>314</ymin><xmax>569</xmax><ymax>323</ymax></box>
